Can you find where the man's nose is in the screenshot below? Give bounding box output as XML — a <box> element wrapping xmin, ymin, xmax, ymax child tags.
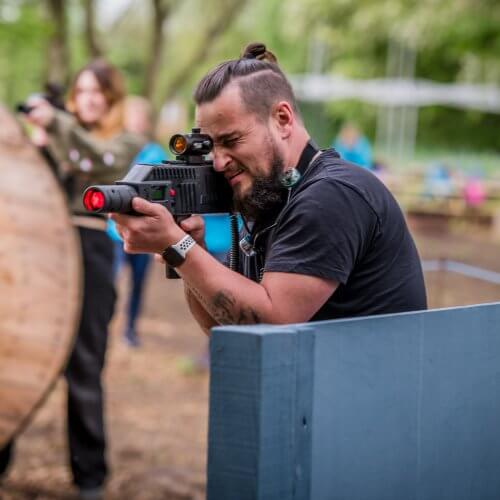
<box><xmin>212</xmin><ymin>147</ymin><xmax>232</xmax><ymax>172</ymax></box>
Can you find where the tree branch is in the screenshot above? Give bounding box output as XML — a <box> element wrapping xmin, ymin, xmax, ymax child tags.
<box><xmin>142</xmin><ymin>0</ymin><xmax>171</xmax><ymax>99</ymax></box>
<box><xmin>45</xmin><ymin>0</ymin><xmax>70</xmax><ymax>85</ymax></box>
<box><xmin>157</xmin><ymin>0</ymin><xmax>248</xmax><ymax>105</ymax></box>
<box><xmin>82</xmin><ymin>0</ymin><xmax>103</xmax><ymax>58</ymax></box>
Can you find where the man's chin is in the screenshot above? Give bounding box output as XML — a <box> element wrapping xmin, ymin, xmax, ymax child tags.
<box><xmin>232</xmin><ymin>182</ymin><xmax>251</xmax><ymax>201</ymax></box>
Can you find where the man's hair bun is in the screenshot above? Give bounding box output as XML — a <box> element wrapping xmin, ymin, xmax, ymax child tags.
<box><xmin>241</xmin><ymin>42</ymin><xmax>278</xmax><ymax>64</ymax></box>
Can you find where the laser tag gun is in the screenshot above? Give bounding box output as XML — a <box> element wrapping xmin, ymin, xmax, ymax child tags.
<box><xmin>83</xmin><ymin>128</ymin><xmax>233</xmax><ymax>278</ymax></box>
<box><xmin>16</xmin><ymin>82</ymin><xmax>66</xmax><ymax>114</ymax></box>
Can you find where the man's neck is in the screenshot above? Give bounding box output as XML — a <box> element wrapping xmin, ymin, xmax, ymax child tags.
<box><xmin>286</xmin><ymin>128</ymin><xmax>311</xmax><ymax>170</ymax></box>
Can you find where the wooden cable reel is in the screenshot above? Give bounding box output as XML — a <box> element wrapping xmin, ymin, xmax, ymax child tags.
<box><xmin>0</xmin><ymin>105</ymin><xmax>81</xmax><ymax>448</ymax></box>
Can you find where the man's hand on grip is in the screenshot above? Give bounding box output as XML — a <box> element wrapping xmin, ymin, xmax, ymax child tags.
<box><xmin>111</xmin><ymin>197</ymin><xmax>184</xmax><ymax>254</ymax></box>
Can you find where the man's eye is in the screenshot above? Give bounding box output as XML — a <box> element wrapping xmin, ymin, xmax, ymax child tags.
<box><xmin>223</xmin><ymin>137</ymin><xmax>238</xmax><ymax>147</ymax></box>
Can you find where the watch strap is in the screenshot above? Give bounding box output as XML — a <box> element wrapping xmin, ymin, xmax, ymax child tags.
<box><xmin>172</xmin><ymin>234</ymin><xmax>196</xmax><ymax>258</ymax></box>
<box><xmin>161</xmin><ymin>234</ymin><xmax>196</xmax><ymax>266</ymax></box>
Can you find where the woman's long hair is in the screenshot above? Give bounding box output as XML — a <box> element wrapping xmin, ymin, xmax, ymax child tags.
<box><xmin>66</xmin><ymin>59</ymin><xmax>126</xmax><ymax>139</ymax></box>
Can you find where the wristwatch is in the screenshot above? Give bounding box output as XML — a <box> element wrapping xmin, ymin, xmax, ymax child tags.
<box><xmin>161</xmin><ymin>234</ymin><xmax>196</xmax><ymax>267</ymax></box>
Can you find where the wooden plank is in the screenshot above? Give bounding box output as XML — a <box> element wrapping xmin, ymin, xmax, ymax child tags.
<box><xmin>290</xmin><ymin>327</ymin><xmax>315</xmax><ymax>500</ymax></box>
<box><xmin>207</xmin><ymin>325</ymin><xmax>315</xmax><ymax>500</ymax></box>
<box><xmin>309</xmin><ymin>303</ymin><xmax>500</xmax><ymax>500</ymax></box>
<box><xmin>208</xmin><ymin>303</ymin><xmax>500</xmax><ymax>500</ymax></box>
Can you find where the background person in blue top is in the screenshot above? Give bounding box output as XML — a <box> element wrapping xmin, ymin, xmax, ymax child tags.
<box><xmin>108</xmin><ymin>96</ymin><xmax>167</xmax><ymax>347</ymax></box>
<box><xmin>333</xmin><ymin>122</ymin><xmax>373</xmax><ymax>170</ymax></box>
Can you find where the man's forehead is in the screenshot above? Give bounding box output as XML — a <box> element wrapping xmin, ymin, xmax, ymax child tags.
<box><xmin>195</xmin><ymin>84</ymin><xmax>247</xmax><ymax>132</ymax></box>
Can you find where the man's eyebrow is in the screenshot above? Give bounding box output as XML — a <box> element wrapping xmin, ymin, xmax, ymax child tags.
<box><xmin>213</xmin><ymin>131</ymin><xmax>240</xmax><ymax>142</ymax></box>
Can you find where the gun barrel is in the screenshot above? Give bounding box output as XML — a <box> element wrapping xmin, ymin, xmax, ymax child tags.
<box><xmin>83</xmin><ymin>185</ymin><xmax>137</xmax><ymax>213</ymax></box>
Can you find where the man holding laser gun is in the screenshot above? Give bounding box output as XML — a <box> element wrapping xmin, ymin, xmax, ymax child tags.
<box><xmin>111</xmin><ymin>42</ymin><xmax>427</xmax><ymax>334</ymax></box>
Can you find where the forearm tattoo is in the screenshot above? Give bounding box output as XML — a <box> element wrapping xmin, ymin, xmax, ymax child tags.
<box><xmin>212</xmin><ymin>290</ymin><xmax>261</xmax><ymax>325</ymax></box>
<box><xmin>186</xmin><ymin>286</ymin><xmax>261</xmax><ymax>326</ymax></box>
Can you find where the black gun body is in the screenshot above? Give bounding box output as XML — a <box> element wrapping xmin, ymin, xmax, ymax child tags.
<box><xmin>83</xmin><ymin>128</ymin><xmax>236</xmax><ymax>280</ymax></box>
<box><xmin>86</xmin><ymin>160</ymin><xmax>233</xmax><ymax>216</ymax></box>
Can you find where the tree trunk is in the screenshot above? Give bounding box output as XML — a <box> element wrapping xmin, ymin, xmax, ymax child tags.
<box><xmin>82</xmin><ymin>0</ymin><xmax>103</xmax><ymax>58</ymax></box>
<box><xmin>45</xmin><ymin>0</ymin><xmax>70</xmax><ymax>85</ymax></box>
<box><xmin>142</xmin><ymin>0</ymin><xmax>171</xmax><ymax>100</ymax></box>
<box><xmin>157</xmin><ymin>0</ymin><xmax>247</xmax><ymax>106</ymax></box>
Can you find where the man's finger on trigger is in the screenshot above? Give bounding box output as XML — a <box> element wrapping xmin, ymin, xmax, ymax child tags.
<box><xmin>179</xmin><ymin>217</ymin><xmax>194</xmax><ymax>231</ymax></box>
<box><xmin>180</xmin><ymin>215</ymin><xmax>202</xmax><ymax>231</ymax></box>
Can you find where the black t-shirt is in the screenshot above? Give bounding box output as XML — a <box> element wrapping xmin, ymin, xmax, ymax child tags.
<box><xmin>236</xmin><ymin>149</ymin><xmax>427</xmax><ymax>321</ymax></box>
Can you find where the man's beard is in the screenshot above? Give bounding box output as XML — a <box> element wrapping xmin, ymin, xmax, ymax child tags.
<box><xmin>233</xmin><ymin>147</ymin><xmax>287</xmax><ymax>221</ymax></box>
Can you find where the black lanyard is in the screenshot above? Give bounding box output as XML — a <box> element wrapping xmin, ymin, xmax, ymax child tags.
<box><xmin>295</xmin><ymin>139</ymin><xmax>320</xmax><ymax>179</ymax></box>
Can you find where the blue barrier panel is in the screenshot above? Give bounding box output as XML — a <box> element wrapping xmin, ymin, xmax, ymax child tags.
<box><xmin>207</xmin><ymin>302</ymin><xmax>500</xmax><ymax>500</ymax></box>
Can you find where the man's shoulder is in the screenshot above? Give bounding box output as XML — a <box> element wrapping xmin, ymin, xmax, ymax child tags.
<box><xmin>311</xmin><ymin>149</ymin><xmax>373</xmax><ymax>179</ymax></box>
<box><xmin>293</xmin><ymin>149</ymin><xmax>401</xmax><ymax>227</ymax></box>
<box><xmin>299</xmin><ymin>150</ymin><xmax>373</xmax><ymax>198</ymax></box>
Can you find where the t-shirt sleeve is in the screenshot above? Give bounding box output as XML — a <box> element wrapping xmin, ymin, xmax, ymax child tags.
<box><xmin>264</xmin><ymin>179</ymin><xmax>378</xmax><ymax>284</ymax></box>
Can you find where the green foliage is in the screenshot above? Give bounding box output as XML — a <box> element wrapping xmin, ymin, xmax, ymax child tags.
<box><xmin>278</xmin><ymin>0</ymin><xmax>500</xmax><ymax>151</ymax></box>
<box><xmin>0</xmin><ymin>1</ymin><xmax>51</xmax><ymax>104</ymax></box>
<box><xmin>0</xmin><ymin>0</ymin><xmax>499</xmax><ymax>153</ymax></box>
<box><xmin>299</xmin><ymin>100</ymin><xmax>378</xmax><ymax>150</ymax></box>
<box><xmin>418</xmin><ymin>107</ymin><xmax>500</xmax><ymax>151</ymax></box>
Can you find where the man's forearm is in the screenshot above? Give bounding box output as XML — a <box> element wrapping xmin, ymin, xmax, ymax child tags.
<box><xmin>177</xmin><ymin>246</ymin><xmax>269</xmax><ymax>327</ymax></box>
<box><xmin>114</xmin><ymin>202</ymin><xmax>335</xmax><ymax>327</ymax></box>
<box><xmin>184</xmin><ymin>285</ymin><xmax>219</xmax><ymax>336</ymax></box>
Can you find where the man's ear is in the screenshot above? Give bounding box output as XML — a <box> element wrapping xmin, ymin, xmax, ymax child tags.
<box><xmin>272</xmin><ymin>101</ymin><xmax>294</xmax><ymax>138</ymax></box>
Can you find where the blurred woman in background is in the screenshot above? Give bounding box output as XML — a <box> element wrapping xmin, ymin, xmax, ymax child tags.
<box><xmin>23</xmin><ymin>59</ymin><xmax>144</xmax><ymax>500</ymax></box>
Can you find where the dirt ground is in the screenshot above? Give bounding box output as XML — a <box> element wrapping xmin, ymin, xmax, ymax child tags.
<box><xmin>1</xmin><ymin>218</ymin><xmax>500</xmax><ymax>499</ymax></box>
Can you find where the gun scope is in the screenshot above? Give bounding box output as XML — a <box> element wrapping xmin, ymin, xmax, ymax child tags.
<box><xmin>169</xmin><ymin>128</ymin><xmax>213</xmax><ymax>157</ymax></box>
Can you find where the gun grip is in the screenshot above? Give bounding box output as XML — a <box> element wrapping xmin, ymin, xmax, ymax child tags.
<box><xmin>166</xmin><ymin>265</ymin><xmax>180</xmax><ymax>279</ymax></box>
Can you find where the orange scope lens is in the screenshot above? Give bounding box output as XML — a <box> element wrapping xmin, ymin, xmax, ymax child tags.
<box><xmin>171</xmin><ymin>135</ymin><xmax>187</xmax><ymax>154</ymax></box>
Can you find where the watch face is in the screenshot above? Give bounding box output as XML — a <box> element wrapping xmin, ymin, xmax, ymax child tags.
<box><xmin>162</xmin><ymin>247</ymin><xmax>185</xmax><ymax>267</ymax></box>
